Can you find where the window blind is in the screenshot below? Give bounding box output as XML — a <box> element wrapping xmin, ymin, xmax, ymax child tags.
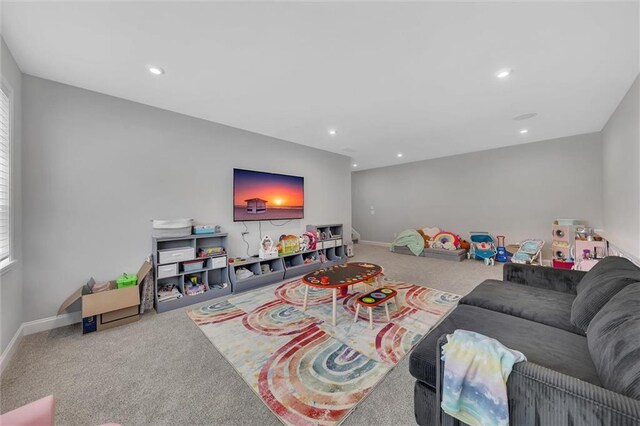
<box><xmin>0</xmin><ymin>85</ymin><xmax>10</xmax><ymax>263</ymax></box>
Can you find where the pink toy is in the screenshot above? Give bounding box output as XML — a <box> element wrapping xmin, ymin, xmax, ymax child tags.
<box><xmin>303</xmin><ymin>231</ymin><xmax>318</xmax><ymax>250</ymax></box>
<box><xmin>0</xmin><ymin>395</ymin><xmax>55</xmax><ymax>426</ymax></box>
<box><xmin>0</xmin><ymin>395</ymin><xmax>122</xmax><ymax>426</ymax></box>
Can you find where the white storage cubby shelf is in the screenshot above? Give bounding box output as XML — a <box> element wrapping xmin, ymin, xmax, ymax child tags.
<box><xmin>152</xmin><ymin>233</ymin><xmax>231</xmax><ymax>313</ymax></box>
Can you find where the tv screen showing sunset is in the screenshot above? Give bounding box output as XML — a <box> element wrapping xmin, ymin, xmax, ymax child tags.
<box><xmin>233</xmin><ymin>169</ymin><xmax>304</xmax><ymax>221</ymax></box>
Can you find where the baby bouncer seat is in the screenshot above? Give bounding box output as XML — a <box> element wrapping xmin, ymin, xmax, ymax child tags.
<box><xmin>511</xmin><ymin>239</ymin><xmax>544</xmax><ymax>265</ymax></box>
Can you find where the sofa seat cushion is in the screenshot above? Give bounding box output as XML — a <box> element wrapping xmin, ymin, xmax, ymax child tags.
<box><xmin>409</xmin><ymin>304</ymin><xmax>601</xmax><ymax>389</ymax></box>
<box><xmin>459</xmin><ymin>279</ymin><xmax>583</xmax><ymax>335</ymax></box>
<box><xmin>571</xmin><ymin>256</ymin><xmax>640</xmax><ymax>332</ymax></box>
<box><xmin>587</xmin><ymin>282</ymin><xmax>640</xmax><ymax>399</ymax></box>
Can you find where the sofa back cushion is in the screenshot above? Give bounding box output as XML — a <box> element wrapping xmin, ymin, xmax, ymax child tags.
<box><xmin>587</xmin><ymin>282</ymin><xmax>640</xmax><ymax>399</ymax></box>
<box><xmin>571</xmin><ymin>256</ymin><xmax>640</xmax><ymax>331</ymax></box>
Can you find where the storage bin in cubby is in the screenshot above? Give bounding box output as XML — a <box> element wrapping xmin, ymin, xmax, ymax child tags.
<box><xmin>183</xmin><ymin>259</ymin><xmax>206</xmax><ymax>272</ymax></box>
<box><xmin>157</xmin><ymin>263</ymin><xmax>178</xmax><ymax>279</ymax></box>
<box><xmin>158</xmin><ymin>247</ymin><xmax>195</xmax><ymax>264</ymax></box>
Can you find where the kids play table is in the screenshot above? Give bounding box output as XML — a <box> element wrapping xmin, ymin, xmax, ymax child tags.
<box><xmin>354</xmin><ymin>287</ymin><xmax>398</xmax><ymax>329</ymax></box>
<box><xmin>301</xmin><ymin>262</ymin><xmax>383</xmax><ymax>326</ymax></box>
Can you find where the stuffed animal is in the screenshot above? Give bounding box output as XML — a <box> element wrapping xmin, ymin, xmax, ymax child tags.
<box><xmin>459</xmin><ymin>238</ymin><xmax>471</xmax><ymax>250</ymax></box>
<box><xmin>432</xmin><ymin>240</ymin><xmax>456</xmax><ymax>250</ymax></box>
<box><xmin>421</xmin><ymin>226</ymin><xmax>440</xmax><ymax>239</ymax></box>
<box><xmin>433</xmin><ymin>231</ymin><xmax>460</xmax><ymax>248</ymax></box>
<box><xmin>416</xmin><ymin>229</ymin><xmax>432</xmax><ymax>248</ymax></box>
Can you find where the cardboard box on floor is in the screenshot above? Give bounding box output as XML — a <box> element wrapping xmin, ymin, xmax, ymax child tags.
<box><xmin>58</xmin><ymin>262</ymin><xmax>152</xmax><ymax>334</ymax></box>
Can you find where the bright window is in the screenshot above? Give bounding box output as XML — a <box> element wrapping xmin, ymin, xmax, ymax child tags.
<box><xmin>0</xmin><ymin>82</ymin><xmax>11</xmax><ymax>266</ymax></box>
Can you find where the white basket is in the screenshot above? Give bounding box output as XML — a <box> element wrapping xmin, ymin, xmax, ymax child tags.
<box><xmin>152</xmin><ymin>218</ymin><xmax>193</xmax><ymax>238</ymax></box>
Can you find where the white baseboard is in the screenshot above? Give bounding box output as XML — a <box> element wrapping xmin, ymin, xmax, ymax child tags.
<box><xmin>0</xmin><ymin>311</ymin><xmax>81</xmax><ymax>376</ymax></box>
<box><xmin>0</xmin><ymin>323</ymin><xmax>24</xmax><ymax>376</ymax></box>
<box><xmin>358</xmin><ymin>240</ymin><xmax>392</xmax><ymax>248</ymax></box>
<box><xmin>593</xmin><ymin>229</ymin><xmax>640</xmax><ymax>267</ymax></box>
<box><xmin>22</xmin><ymin>311</ymin><xmax>82</xmax><ymax>336</ymax></box>
<box><xmin>608</xmin><ymin>242</ymin><xmax>640</xmax><ymax>267</ymax></box>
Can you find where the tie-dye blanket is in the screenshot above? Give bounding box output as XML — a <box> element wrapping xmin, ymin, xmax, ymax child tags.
<box><xmin>440</xmin><ymin>330</ymin><xmax>526</xmax><ymax>426</ymax></box>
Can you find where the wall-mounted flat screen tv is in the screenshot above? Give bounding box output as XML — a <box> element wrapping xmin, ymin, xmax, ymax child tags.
<box><xmin>233</xmin><ymin>168</ymin><xmax>304</xmax><ymax>222</ymax></box>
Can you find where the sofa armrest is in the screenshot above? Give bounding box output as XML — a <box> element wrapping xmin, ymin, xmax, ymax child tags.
<box><xmin>506</xmin><ymin>362</ymin><xmax>640</xmax><ymax>425</ymax></box>
<box><xmin>436</xmin><ymin>336</ymin><xmax>640</xmax><ymax>426</ymax></box>
<box><xmin>503</xmin><ymin>263</ymin><xmax>585</xmax><ymax>294</ymax></box>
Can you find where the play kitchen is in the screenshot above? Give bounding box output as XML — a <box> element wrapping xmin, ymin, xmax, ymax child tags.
<box><xmin>551</xmin><ymin>219</ymin><xmax>608</xmax><ymax>271</ymax></box>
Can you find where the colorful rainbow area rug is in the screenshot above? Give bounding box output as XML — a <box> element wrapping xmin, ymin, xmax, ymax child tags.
<box><xmin>187</xmin><ymin>278</ymin><xmax>459</xmax><ymax>425</ymax></box>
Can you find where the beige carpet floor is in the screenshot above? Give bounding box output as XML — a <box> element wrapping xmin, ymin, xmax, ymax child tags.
<box><xmin>1</xmin><ymin>244</ymin><xmax>502</xmax><ymax>425</ymax></box>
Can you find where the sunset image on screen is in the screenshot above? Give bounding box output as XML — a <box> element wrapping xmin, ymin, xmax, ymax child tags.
<box><xmin>233</xmin><ymin>169</ymin><xmax>304</xmax><ymax>221</ymax></box>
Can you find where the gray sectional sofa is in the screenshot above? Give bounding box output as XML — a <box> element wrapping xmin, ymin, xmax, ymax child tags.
<box><xmin>409</xmin><ymin>256</ymin><xmax>640</xmax><ymax>425</ymax></box>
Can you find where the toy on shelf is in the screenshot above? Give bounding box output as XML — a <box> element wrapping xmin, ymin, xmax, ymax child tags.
<box><xmin>259</xmin><ymin>235</ymin><xmax>279</xmax><ymax>260</ymax></box>
<box><xmin>298</xmin><ymin>235</ymin><xmax>307</xmax><ymax>252</ymax></box>
<box><xmin>303</xmin><ymin>253</ymin><xmax>317</xmax><ymax>264</ymax></box>
<box><xmin>193</xmin><ymin>224</ymin><xmax>215</xmax><ymax>235</ymax></box>
<box><xmin>495</xmin><ymin>235</ymin><xmax>508</xmax><ymax>263</ymax></box>
<box><xmin>302</xmin><ymin>231</ymin><xmax>318</xmax><ymax>251</ymax></box>
<box><xmin>184</xmin><ymin>275</ymin><xmax>205</xmax><ymax>296</ymax></box>
<box><xmin>467</xmin><ymin>232</ymin><xmax>497</xmax><ymax>265</ymax></box>
<box><xmin>278</xmin><ymin>234</ymin><xmax>300</xmax><ymax>256</ymax></box>
<box><xmin>198</xmin><ymin>246</ymin><xmax>225</xmax><ymax>258</ymax></box>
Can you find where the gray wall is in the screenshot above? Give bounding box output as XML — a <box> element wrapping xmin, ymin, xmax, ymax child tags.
<box><xmin>602</xmin><ymin>75</ymin><xmax>640</xmax><ymax>259</ymax></box>
<box><xmin>22</xmin><ymin>76</ymin><xmax>351</xmax><ymax>322</ymax></box>
<box><xmin>0</xmin><ymin>38</ymin><xmax>23</xmax><ymax>353</ymax></box>
<box><xmin>352</xmin><ymin>133</ymin><xmax>603</xmax><ymax>254</ymax></box>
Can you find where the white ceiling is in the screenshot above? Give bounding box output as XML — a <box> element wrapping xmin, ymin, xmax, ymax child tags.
<box><xmin>2</xmin><ymin>1</ymin><xmax>639</xmax><ymax>170</ymax></box>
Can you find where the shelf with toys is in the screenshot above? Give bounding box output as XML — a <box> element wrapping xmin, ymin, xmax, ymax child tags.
<box><xmin>152</xmin><ymin>233</ymin><xmax>231</xmax><ymax>313</ymax></box>
<box><xmin>228</xmin><ymin>223</ymin><xmax>349</xmax><ymax>293</ymax></box>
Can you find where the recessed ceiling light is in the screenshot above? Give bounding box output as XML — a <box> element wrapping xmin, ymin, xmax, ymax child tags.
<box><xmin>519</xmin><ymin>129</ymin><xmax>529</xmax><ymax>134</ymax></box>
<box><xmin>328</xmin><ymin>129</ymin><xmax>337</xmax><ymax>136</ymax></box>
<box><xmin>513</xmin><ymin>112</ymin><xmax>537</xmax><ymax>121</ymax></box>
<box><xmin>352</xmin><ymin>163</ymin><xmax>358</xmax><ymax>168</ymax></box>
<box><xmin>397</xmin><ymin>153</ymin><xmax>403</xmax><ymax>158</ymax></box>
<box><xmin>147</xmin><ymin>65</ymin><xmax>164</xmax><ymax>75</ymax></box>
<box><xmin>496</xmin><ymin>68</ymin><xmax>512</xmax><ymax>79</ymax></box>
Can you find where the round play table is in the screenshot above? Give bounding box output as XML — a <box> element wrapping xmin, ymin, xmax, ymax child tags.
<box><xmin>301</xmin><ymin>262</ymin><xmax>383</xmax><ymax>326</ymax></box>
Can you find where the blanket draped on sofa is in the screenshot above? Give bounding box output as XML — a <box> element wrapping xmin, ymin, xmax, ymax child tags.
<box><xmin>441</xmin><ymin>330</ymin><xmax>526</xmax><ymax>426</ymax></box>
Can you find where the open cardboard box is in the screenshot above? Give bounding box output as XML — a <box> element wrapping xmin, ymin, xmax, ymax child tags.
<box><xmin>58</xmin><ymin>262</ymin><xmax>152</xmax><ymax>334</ymax></box>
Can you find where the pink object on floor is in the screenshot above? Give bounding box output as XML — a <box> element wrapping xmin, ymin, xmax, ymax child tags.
<box><xmin>0</xmin><ymin>395</ymin><xmax>55</xmax><ymax>426</ymax></box>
